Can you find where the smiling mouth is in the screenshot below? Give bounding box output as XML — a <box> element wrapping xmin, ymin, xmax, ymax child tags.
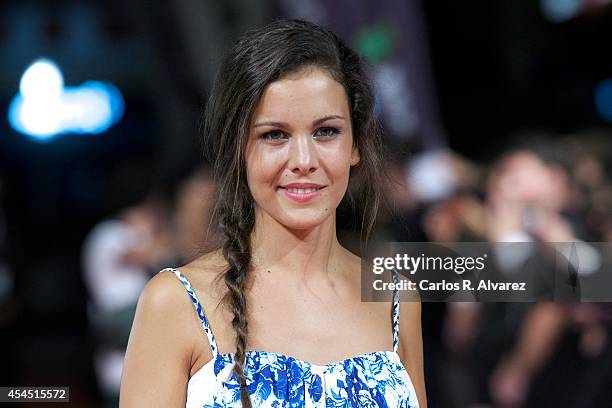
<box><xmin>283</xmin><ymin>187</ymin><xmax>321</xmax><ymax>194</ymax></box>
<box><xmin>278</xmin><ymin>185</ymin><xmax>326</xmax><ymax>202</ymax></box>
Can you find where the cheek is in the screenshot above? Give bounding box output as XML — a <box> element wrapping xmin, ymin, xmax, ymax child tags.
<box><xmin>324</xmin><ymin>143</ymin><xmax>354</xmax><ymax>180</ymax></box>
<box><xmin>322</xmin><ymin>155</ymin><xmax>353</xmax><ymax>196</ymax></box>
<box><xmin>330</xmin><ymin>160</ymin><xmax>352</xmax><ymax>183</ymax></box>
<box><xmin>245</xmin><ymin>148</ymin><xmax>283</xmax><ymax>193</ymax></box>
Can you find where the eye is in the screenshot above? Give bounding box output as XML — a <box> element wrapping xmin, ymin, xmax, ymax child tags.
<box><xmin>314</xmin><ymin>127</ymin><xmax>341</xmax><ymax>139</ymax></box>
<box><xmin>260</xmin><ymin>130</ymin><xmax>288</xmax><ymax>142</ymax></box>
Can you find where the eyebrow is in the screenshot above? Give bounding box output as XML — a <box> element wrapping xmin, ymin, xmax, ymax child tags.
<box><xmin>252</xmin><ymin>115</ymin><xmax>345</xmax><ymax>128</ymax></box>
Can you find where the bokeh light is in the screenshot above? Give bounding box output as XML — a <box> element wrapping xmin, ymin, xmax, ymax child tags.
<box><xmin>8</xmin><ymin>58</ymin><xmax>125</xmax><ymax>142</ymax></box>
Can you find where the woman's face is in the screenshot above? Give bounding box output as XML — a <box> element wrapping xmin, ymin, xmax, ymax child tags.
<box><xmin>245</xmin><ymin>66</ymin><xmax>360</xmax><ymax>231</ymax></box>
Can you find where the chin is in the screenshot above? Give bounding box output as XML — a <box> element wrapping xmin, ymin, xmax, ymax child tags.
<box><xmin>278</xmin><ymin>209</ymin><xmax>333</xmax><ymax>231</ymax></box>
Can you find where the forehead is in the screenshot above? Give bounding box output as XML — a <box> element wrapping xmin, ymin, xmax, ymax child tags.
<box><xmin>251</xmin><ymin>67</ymin><xmax>350</xmax><ymax>123</ymax></box>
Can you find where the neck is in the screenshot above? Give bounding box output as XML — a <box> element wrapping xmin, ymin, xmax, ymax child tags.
<box><xmin>250</xmin><ymin>209</ymin><xmax>345</xmax><ymax>283</ymax></box>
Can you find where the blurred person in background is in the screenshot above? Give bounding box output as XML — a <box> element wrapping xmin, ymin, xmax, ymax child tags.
<box><xmin>472</xmin><ymin>147</ymin><xmax>575</xmax><ymax>408</ymax></box>
<box><xmin>82</xmin><ymin>190</ymin><xmax>176</xmax><ymax>407</ymax></box>
<box><xmin>485</xmin><ymin>147</ymin><xmax>578</xmax><ymax>243</ymax></box>
<box><xmin>436</xmin><ymin>141</ymin><xmax>608</xmax><ymax>408</ymax></box>
<box><xmin>560</xmin><ymin>132</ymin><xmax>612</xmax><ymax>241</ymax></box>
<box><xmin>485</xmin><ymin>141</ymin><xmax>612</xmax><ymax>408</ymax></box>
<box><xmin>172</xmin><ymin>166</ymin><xmax>217</xmax><ymax>263</ymax></box>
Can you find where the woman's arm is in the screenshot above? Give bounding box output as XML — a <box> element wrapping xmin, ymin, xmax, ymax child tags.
<box><xmin>398</xmin><ymin>300</ymin><xmax>428</xmax><ymax>408</ymax></box>
<box><xmin>119</xmin><ymin>272</ymin><xmax>194</xmax><ymax>407</ymax></box>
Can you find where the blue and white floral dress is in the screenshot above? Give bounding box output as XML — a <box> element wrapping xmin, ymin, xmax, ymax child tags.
<box><xmin>165</xmin><ymin>268</ymin><xmax>420</xmax><ymax>407</ymax></box>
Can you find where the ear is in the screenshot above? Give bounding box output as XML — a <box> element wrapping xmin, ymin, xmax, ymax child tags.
<box><xmin>350</xmin><ymin>145</ymin><xmax>360</xmax><ymax>166</ymax></box>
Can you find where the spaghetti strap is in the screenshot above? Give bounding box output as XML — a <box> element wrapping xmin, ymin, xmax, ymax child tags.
<box><xmin>163</xmin><ymin>268</ymin><xmax>219</xmax><ymax>358</ymax></box>
<box><xmin>392</xmin><ymin>268</ymin><xmax>400</xmax><ymax>353</ymax></box>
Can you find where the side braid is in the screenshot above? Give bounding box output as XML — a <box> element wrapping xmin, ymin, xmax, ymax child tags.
<box><xmin>219</xmin><ymin>202</ymin><xmax>254</xmax><ymax>408</ymax></box>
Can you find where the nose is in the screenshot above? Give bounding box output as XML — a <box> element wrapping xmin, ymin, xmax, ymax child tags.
<box><xmin>288</xmin><ymin>134</ymin><xmax>318</xmax><ymax>175</ymax></box>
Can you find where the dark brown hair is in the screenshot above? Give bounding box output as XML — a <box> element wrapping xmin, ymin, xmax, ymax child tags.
<box><xmin>203</xmin><ymin>18</ymin><xmax>384</xmax><ymax>407</ymax></box>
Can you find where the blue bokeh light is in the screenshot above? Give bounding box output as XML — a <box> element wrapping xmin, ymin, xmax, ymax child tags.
<box><xmin>540</xmin><ymin>0</ymin><xmax>580</xmax><ymax>23</ymax></box>
<box><xmin>7</xmin><ymin>58</ymin><xmax>125</xmax><ymax>142</ymax></box>
<box><xmin>595</xmin><ymin>79</ymin><xmax>612</xmax><ymax>123</ymax></box>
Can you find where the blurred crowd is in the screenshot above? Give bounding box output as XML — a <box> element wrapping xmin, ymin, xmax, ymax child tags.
<box><xmin>370</xmin><ymin>130</ymin><xmax>612</xmax><ymax>408</ymax></box>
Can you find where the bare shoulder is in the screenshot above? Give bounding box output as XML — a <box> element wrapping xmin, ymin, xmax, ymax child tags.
<box><xmin>141</xmin><ymin>269</ymin><xmax>190</xmax><ymax>308</ymax></box>
<box><xmin>176</xmin><ymin>249</ymin><xmax>228</xmax><ymax>308</ymax></box>
<box><xmin>172</xmin><ymin>250</ymin><xmax>236</xmax><ymax>364</ymax></box>
<box><xmin>128</xmin><ymin>269</ymin><xmax>201</xmax><ymax>358</ymax></box>
<box><xmin>119</xmin><ymin>270</ymin><xmax>197</xmax><ymax>406</ymax></box>
<box><xmin>120</xmin><ymin>253</ymin><xmax>231</xmax><ymax>406</ymax></box>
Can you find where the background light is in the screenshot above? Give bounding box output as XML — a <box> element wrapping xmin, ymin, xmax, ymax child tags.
<box><xmin>540</xmin><ymin>0</ymin><xmax>580</xmax><ymax>23</ymax></box>
<box><xmin>595</xmin><ymin>79</ymin><xmax>612</xmax><ymax>123</ymax></box>
<box><xmin>19</xmin><ymin>58</ymin><xmax>63</xmax><ymax>99</ymax></box>
<box><xmin>7</xmin><ymin>58</ymin><xmax>125</xmax><ymax>142</ymax></box>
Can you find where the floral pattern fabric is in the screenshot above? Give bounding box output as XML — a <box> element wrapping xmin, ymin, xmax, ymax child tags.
<box><xmin>165</xmin><ymin>268</ymin><xmax>420</xmax><ymax>407</ymax></box>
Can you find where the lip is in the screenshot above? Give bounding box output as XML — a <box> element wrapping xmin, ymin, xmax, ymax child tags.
<box><xmin>280</xmin><ymin>183</ymin><xmax>325</xmax><ymax>189</ymax></box>
<box><xmin>278</xmin><ymin>183</ymin><xmax>326</xmax><ymax>203</ymax></box>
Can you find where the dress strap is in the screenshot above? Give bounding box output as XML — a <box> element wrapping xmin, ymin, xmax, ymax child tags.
<box><xmin>164</xmin><ymin>268</ymin><xmax>219</xmax><ymax>358</ymax></box>
<box><xmin>392</xmin><ymin>268</ymin><xmax>400</xmax><ymax>353</ymax></box>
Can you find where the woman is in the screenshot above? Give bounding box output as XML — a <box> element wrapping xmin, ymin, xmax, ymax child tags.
<box><xmin>120</xmin><ymin>19</ymin><xmax>427</xmax><ymax>407</ymax></box>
